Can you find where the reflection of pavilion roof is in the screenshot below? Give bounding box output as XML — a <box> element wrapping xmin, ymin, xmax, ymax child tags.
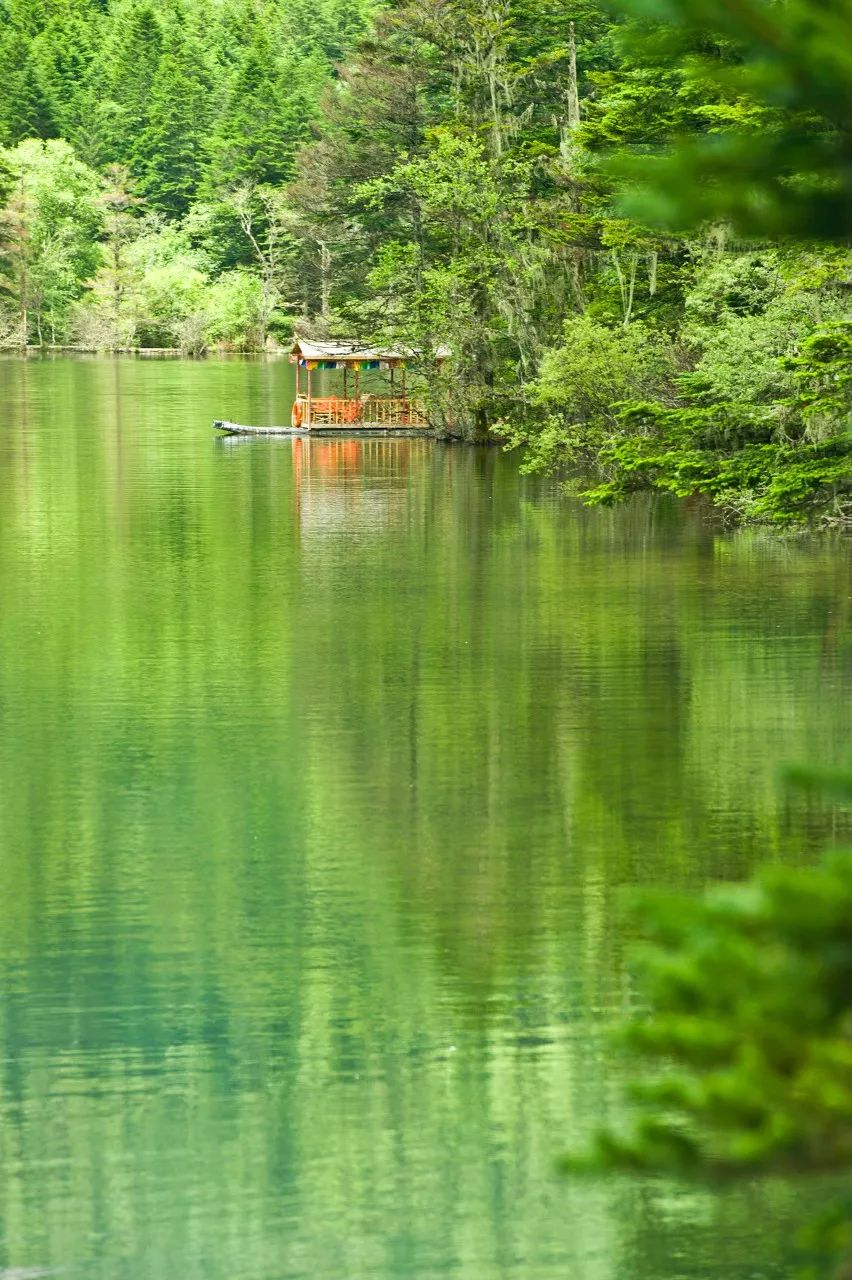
<box><xmin>291</xmin><ymin>337</ymin><xmax>451</xmax><ymax>363</ymax></box>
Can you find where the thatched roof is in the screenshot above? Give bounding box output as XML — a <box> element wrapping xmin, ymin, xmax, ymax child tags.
<box><xmin>291</xmin><ymin>338</ymin><xmax>450</xmax><ymax>364</ymax></box>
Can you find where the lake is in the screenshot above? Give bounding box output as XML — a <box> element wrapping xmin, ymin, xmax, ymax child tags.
<box><xmin>0</xmin><ymin>355</ymin><xmax>850</xmax><ymax>1280</ymax></box>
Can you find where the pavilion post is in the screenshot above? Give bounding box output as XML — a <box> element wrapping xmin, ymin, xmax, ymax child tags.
<box><xmin>296</xmin><ymin>360</ymin><xmax>301</xmax><ymax>398</ymax></box>
<box><xmin>307</xmin><ymin>363</ymin><xmax>313</xmax><ymax>425</ymax></box>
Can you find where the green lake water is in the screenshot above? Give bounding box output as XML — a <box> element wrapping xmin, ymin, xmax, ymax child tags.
<box><xmin>0</xmin><ymin>354</ymin><xmax>850</xmax><ymax>1280</ymax></box>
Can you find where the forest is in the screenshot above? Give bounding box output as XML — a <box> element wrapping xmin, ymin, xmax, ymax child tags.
<box><xmin>0</xmin><ymin>0</ymin><xmax>850</xmax><ymax>524</ymax></box>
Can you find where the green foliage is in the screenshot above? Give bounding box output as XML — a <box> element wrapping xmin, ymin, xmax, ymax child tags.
<box><xmin>73</xmin><ymin>202</ymin><xmax>294</xmax><ymax>353</ymax></box>
<box><xmin>203</xmin><ymin>36</ymin><xmax>321</xmax><ymax>191</ymax></box>
<box><xmin>679</xmin><ymin>253</ymin><xmax>851</xmax><ymax>409</ymax></box>
<box><xmin>0</xmin><ymin>31</ymin><xmax>58</xmax><ymax>144</ymax></box>
<box><xmin>75</xmin><ymin>218</ymin><xmax>210</xmax><ymax>351</ymax></box>
<box><xmin>566</xmin><ymin>764</ymin><xmax>852</xmax><ymax>1274</ymax></box>
<box><xmin>284</xmin><ymin>0</ymin><xmax>852</xmax><ymax>474</ymax></box>
<box><xmin>500</xmin><ymin>316</ymin><xmax>678</xmax><ymax>472</ymax></box>
<box><xmin>0</xmin><ymin>138</ymin><xmax>101</xmax><ymax>345</ymax></box>
<box><xmin>512</xmin><ymin>248</ymin><xmax>852</xmax><ymax>525</ymax></box>
<box><xmin>133</xmin><ymin>32</ymin><xmax>210</xmax><ymax>217</ymax></box>
<box><xmin>205</xmin><ymin>269</ymin><xmax>266</xmax><ymax>348</ymax></box>
<box><xmin>577</xmin><ymin>853</ymin><xmax>852</xmax><ymax>1172</ymax></box>
<box><xmin>786</xmin><ymin>323</ymin><xmax>852</xmax><ymax>434</ymax></box>
<box><xmin>607</xmin><ymin>0</ymin><xmax>852</xmax><ymax>241</ymax></box>
<box><xmin>100</xmin><ymin>1</ymin><xmax>165</xmax><ymax>164</ymax></box>
<box><xmin>576</xmin><ymin>308</ymin><xmax>852</xmax><ymax>527</ymax></box>
<box><xmin>583</xmin><ymin>413</ymin><xmax>852</xmax><ymax>526</ymax></box>
<box><xmin>130</xmin><ymin>228</ymin><xmax>210</xmax><ymax>349</ymax></box>
<box><xmin>29</xmin><ymin>2</ymin><xmax>101</xmax><ymax>143</ymax></box>
<box><xmin>0</xmin><ymin>0</ymin><xmax>375</xmax><ymax>346</ymax></box>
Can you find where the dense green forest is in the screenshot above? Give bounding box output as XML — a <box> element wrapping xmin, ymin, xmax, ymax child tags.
<box><xmin>0</xmin><ymin>0</ymin><xmax>850</xmax><ymax>522</ymax></box>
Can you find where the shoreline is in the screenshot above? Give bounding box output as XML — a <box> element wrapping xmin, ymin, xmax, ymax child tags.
<box><xmin>0</xmin><ymin>345</ymin><xmax>289</xmax><ymax>358</ymax></box>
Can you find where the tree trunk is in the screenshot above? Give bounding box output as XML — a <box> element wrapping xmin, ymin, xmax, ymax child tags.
<box><xmin>318</xmin><ymin>241</ymin><xmax>331</xmax><ymax>320</ymax></box>
<box><xmin>560</xmin><ymin>23</ymin><xmax>582</xmax><ymax>212</ymax></box>
<box><xmin>566</xmin><ymin>22</ymin><xmax>581</xmax><ymax>132</ymax></box>
<box><xmin>113</xmin><ymin>241</ymin><xmax>122</xmax><ymax>338</ymax></box>
<box><xmin>612</xmin><ymin>250</ymin><xmax>638</xmax><ymax>327</ymax></box>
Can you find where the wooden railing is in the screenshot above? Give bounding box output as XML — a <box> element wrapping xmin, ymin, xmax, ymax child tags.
<box><xmin>305</xmin><ymin>397</ymin><xmax>357</xmax><ymax>425</ymax></box>
<box><xmin>361</xmin><ymin>397</ymin><xmax>428</xmax><ymax>426</ymax></box>
<box><xmin>301</xmin><ymin>396</ymin><xmax>429</xmax><ymax>428</ymax></box>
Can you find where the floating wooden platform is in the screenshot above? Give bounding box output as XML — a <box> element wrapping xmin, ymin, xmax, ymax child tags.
<box><xmin>213</xmin><ymin>420</ymin><xmax>436</xmax><ymax>439</ymax></box>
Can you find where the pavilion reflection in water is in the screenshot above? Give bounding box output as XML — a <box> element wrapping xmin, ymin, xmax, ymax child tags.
<box><xmin>291</xmin><ymin>436</ymin><xmax>441</xmax><ymax>534</ymax></box>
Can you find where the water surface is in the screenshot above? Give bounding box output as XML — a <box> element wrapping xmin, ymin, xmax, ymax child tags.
<box><xmin>0</xmin><ymin>356</ymin><xmax>850</xmax><ymax>1280</ymax></box>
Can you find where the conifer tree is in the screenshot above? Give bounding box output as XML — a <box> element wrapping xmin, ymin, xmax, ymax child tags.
<box><xmin>567</xmin><ymin>765</ymin><xmax>852</xmax><ymax>1276</ymax></box>
<box><xmin>0</xmin><ymin>36</ymin><xmax>58</xmax><ymax>145</ymax></box>
<box><xmin>135</xmin><ymin>30</ymin><xmax>210</xmax><ymax>217</ymax></box>
<box><xmin>31</xmin><ymin>0</ymin><xmax>102</xmax><ymax>142</ymax></box>
<box><xmin>280</xmin><ymin>0</ymin><xmax>377</xmax><ymax>63</ymax></box>
<box><xmin>204</xmin><ymin>31</ymin><xmax>321</xmax><ymax>192</ymax></box>
<box><xmin>2</xmin><ymin>0</ymin><xmax>51</xmax><ymax>37</ymax></box>
<box><xmin>98</xmin><ymin>0</ymin><xmax>164</xmax><ymax>168</ymax></box>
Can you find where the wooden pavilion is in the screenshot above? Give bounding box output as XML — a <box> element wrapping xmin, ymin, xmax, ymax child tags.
<box><xmin>290</xmin><ymin>338</ymin><xmax>448</xmax><ymax>431</ymax></box>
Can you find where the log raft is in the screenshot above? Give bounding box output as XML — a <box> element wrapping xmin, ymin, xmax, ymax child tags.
<box><xmin>214</xmin><ymin>420</ymin><xmax>307</xmax><ymax>437</ymax></box>
<box><xmin>213</xmin><ymin>420</ymin><xmax>436</xmax><ymax>438</ymax></box>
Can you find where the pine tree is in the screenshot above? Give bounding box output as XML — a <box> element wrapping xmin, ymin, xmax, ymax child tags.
<box><xmin>3</xmin><ymin>0</ymin><xmax>51</xmax><ymax>37</ymax></box>
<box><xmin>279</xmin><ymin>0</ymin><xmax>377</xmax><ymax>64</ymax></box>
<box><xmin>7</xmin><ymin>61</ymin><xmax>58</xmax><ymax>144</ymax></box>
<box><xmin>31</xmin><ymin>0</ymin><xmax>102</xmax><ymax>142</ymax></box>
<box><xmin>91</xmin><ymin>162</ymin><xmax>145</xmax><ymax>344</ymax></box>
<box><xmin>97</xmin><ymin>0</ymin><xmax>164</xmax><ymax>167</ymax></box>
<box><xmin>0</xmin><ymin>34</ymin><xmax>58</xmax><ymax>145</ymax></box>
<box><xmin>134</xmin><ymin>24</ymin><xmax>211</xmax><ymax>217</ymax></box>
<box><xmin>204</xmin><ymin>28</ymin><xmax>322</xmax><ymax>192</ymax></box>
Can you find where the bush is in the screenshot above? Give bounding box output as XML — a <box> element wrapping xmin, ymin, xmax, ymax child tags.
<box><xmin>500</xmin><ymin>316</ymin><xmax>679</xmax><ymax>473</ymax></box>
<box><xmin>205</xmin><ymin>270</ymin><xmax>265</xmax><ymax>349</ymax></box>
<box><xmin>680</xmin><ymin>252</ymin><xmax>850</xmax><ymax>409</ymax></box>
